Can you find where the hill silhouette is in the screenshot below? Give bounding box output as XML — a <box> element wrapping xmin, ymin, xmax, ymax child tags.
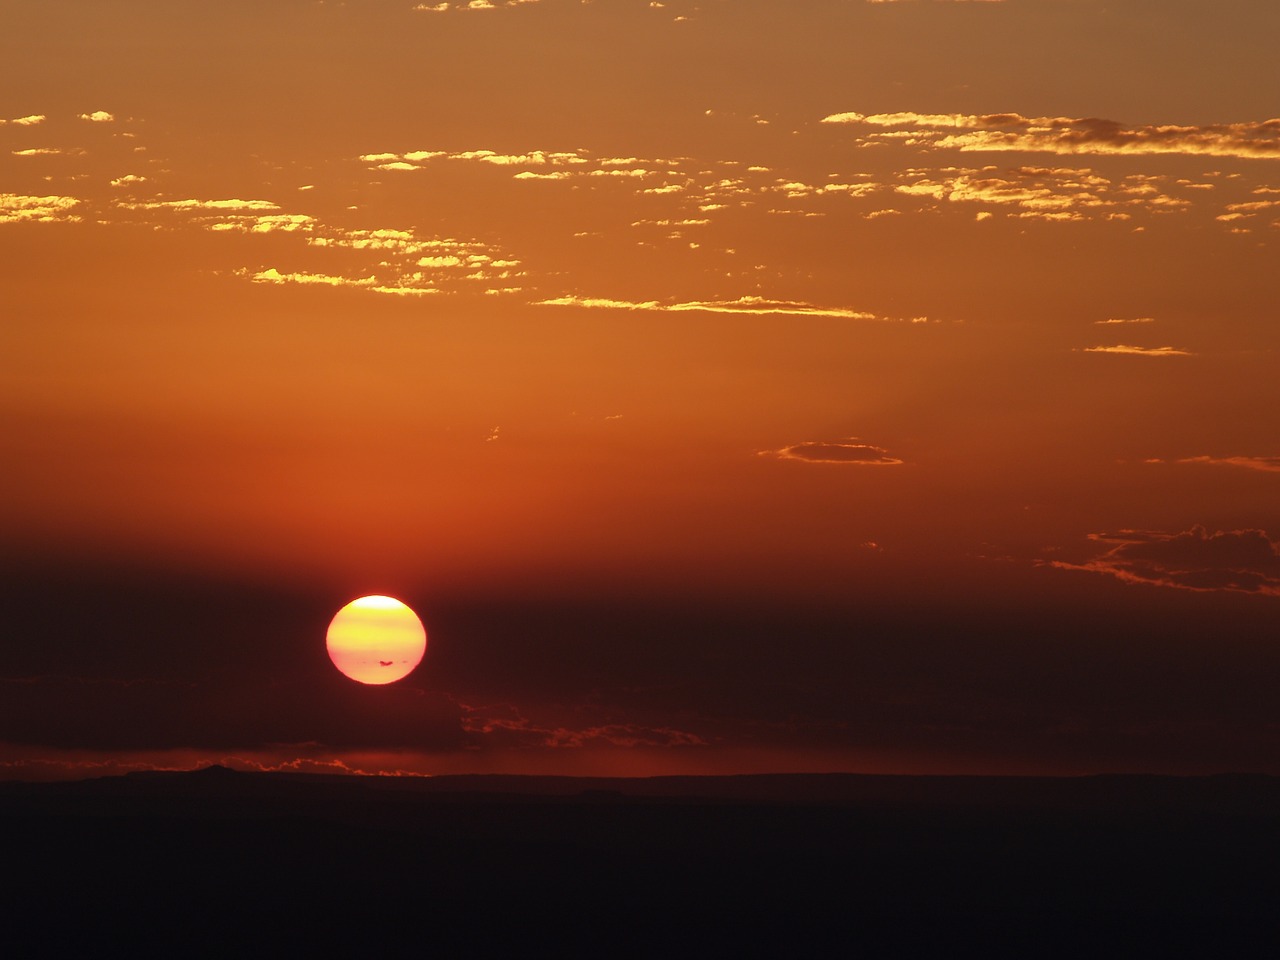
<box><xmin>2</xmin><ymin>769</ymin><xmax>1276</xmax><ymax>956</ymax></box>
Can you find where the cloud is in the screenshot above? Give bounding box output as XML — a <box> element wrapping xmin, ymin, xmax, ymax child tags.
<box><xmin>871</xmin><ymin>166</ymin><xmax>1202</xmax><ymax>222</ymax></box>
<box><xmin>821</xmin><ymin>112</ymin><xmax>1280</xmax><ymax>161</ymax></box>
<box><xmin>361</xmin><ymin>147</ymin><xmax>585</xmax><ymax>171</ymax></box>
<box><xmin>3</xmin><ymin>114</ymin><xmax>45</xmax><ymax>126</ymax></box>
<box><xmin>351</xmin><ymin>136</ymin><xmax>1223</xmax><ymax>234</ymax></box>
<box><xmin>669</xmin><ymin>296</ymin><xmax>878</xmax><ymax>319</ymax></box>
<box><xmin>1054</xmin><ymin>526</ymin><xmax>1280</xmax><ymax>596</ymax></box>
<box><xmin>537</xmin><ymin>296</ymin><xmax>662</xmax><ymax>310</ymax></box>
<box><xmin>0</xmin><ymin>745</ymin><xmax>451</xmax><ymax>782</ymax></box>
<box><xmin>412</xmin><ymin>1</ymin><xmax>514</xmax><ymax>11</ymax></box>
<box><xmin>212</xmin><ymin>214</ymin><xmax>316</xmax><ymax>234</ymax></box>
<box><xmin>78</xmin><ymin>110</ymin><xmax>115</xmax><ymax>123</ymax></box>
<box><xmin>0</xmin><ymin>194</ymin><xmax>82</xmax><ymax>224</ymax></box>
<box><xmin>106</xmin><ymin>185</ymin><xmax>522</xmax><ymax>296</ymax></box>
<box><xmin>536</xmin><ymin>294</ymin><xmax>882</xmax><ymax>320</ymax></box>
<box><xmin>1082</xmin><ymin>344</ymin><xmax>1192</xmax><ymax>357</ymax></box>
<box><xmin>761</xmin><ymin>439</ymin><xmax>903</xmax><ymax>466</ymax></box>
<box><xmin>1175</xmin><ymin>455</ymin><xmax>1280</xmax><ymax>474</ymax></box>
<box><xmin>1095</xmin><ymin>317</ymin><xmax>1155</xmax><ymax>325</ymax></box>
<box><xmin>457</xmin><ymin>702</ymin><xmax>706</xmax><ymax>749</ymax></box>
<box><xmin>117</xmin><ymin>198</ymin><xmax>280</xmax><ymax>211</ymax></box>
<box><xmin>246</xmin><ymin>267</ymin><xmax>378</xmax><ymax>289</ymax></box>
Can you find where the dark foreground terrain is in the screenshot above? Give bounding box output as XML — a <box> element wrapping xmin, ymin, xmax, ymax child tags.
<box><xmin>3</xmin><ymin>769</ymin><xmax>1277</xmax><ymax>956</ymax></box>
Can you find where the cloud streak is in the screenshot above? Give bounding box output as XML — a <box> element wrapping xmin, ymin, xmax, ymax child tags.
<box><xmin>1175</xmin><ymin>455</ymin><xmax>1280</xmax><ymax>474</ymax></box>
<box><xmin>0</xmin><ymin>194</ymin><xmax>82</xmax><ymax>224</ymax></box>
<box><xmin>537</xmin><ymin>295</ymin><xmax>910</xmax><ymax>321</ymax></box>
<box><xmin>761</xmin><ymin>439</ymin><xmax>904</xmax><ymax>466</ymax></box>
<box><xmin>1053</xmin><ymin>526</ymin><xmax>1280</xmax><ymax>597</ymax></box>
<box><xmin>1082</xmin><ymin>344</ymin><xmax>1192</xmax><ymax>357</ymax></box>
<box><xmin>458</xmin><ymin>702</ymin><xmax>706</xmax><ymax>749</ymax></box>
<box><xmin>822</xmin><ymin>112</ymin><xmax>1280</xmax><ymax>161</ymax></box>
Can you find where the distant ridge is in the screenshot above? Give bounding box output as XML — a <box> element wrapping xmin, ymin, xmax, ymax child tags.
<box><xmin>5</xmin><ymin>766</ymin><xmax>1277</xmax><ymax>954</ymax></box>
<box><xmin>4</xmin><ymin>766</ymin><xmax>1278</xmax><ymax>815</ymax></box>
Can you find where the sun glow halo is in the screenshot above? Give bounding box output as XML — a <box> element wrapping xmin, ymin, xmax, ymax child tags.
<box><xmin>326</xmin><ymin>595</ymin><xmax>426</xmax><ymax>685</ymax></box>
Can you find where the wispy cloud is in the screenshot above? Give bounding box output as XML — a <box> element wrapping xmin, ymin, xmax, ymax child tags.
<box><xmin>1174</xmin><ymin>455</ymin><xmax>1280</xmax><ymax>474</ymax></box>
<box><xmin>117</xmin><ymin>198</ymin><xmax>280</xmax><ymax>212</ymax></box>
<box><xmin>536</xmin><ymin>294</ymin><xmax>889</xmax><ymax>320</ymax></box>
<box><xmin>243</xmin><ymin>267</ymin><xmax>378</xmax><ymax>289</ymax></box>
<box><xmin>1052</xmin><ymin>526</ymin><xmax>1280</xmax><ymax>597</ymax></box>
<box><xmin>413</xmin><ymin>0</ymin><xmax>540</xmax><ymax>11</ymax></box>
<box><xmin>350</xmin><ymin>136</ymin><xmax>1244</xmax><ymax>234</ymax></box>
<box><xmin>0</xmin><ymin>193</ymin><xmax>82</xmax><ymax>224</ymax></box>
<box><xmin>1082</xmin><ymin>344</ymin><xmax>1192</xmax><ymax>357</ymax></box>
<box><xmin>361</xmin><ymin>147</ymin><xmax>586</xmax><ymax>170</ymax></box>
<box><xmin>760</xmin><ymin>439</ymin><xmax>904</xmax><ymax>466</ymax></box>
<box><xmin>105</xmin><ymin>191</ymin><xmax>524</xmax><ymax>297</ymax></box>
<box><xmin>1095</xmin><ymin>317</ymin><xmax>1155</xmax><ymax>325</ymax></box>
<box><xmin>822</xmin><ymin>112</ymin><xmax>1280</xmax><ymax>161</ymax></box>
<box><xmin>458</xmin><ymin>701</ymin><xmax>706</xmax><ymax>749</ymax></box>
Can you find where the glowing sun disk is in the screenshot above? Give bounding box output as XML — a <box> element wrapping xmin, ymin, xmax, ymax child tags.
<box><xmin>326</xmin><ymin>595</ymin><xmax>426</xmax><ymax>685</ymax></box>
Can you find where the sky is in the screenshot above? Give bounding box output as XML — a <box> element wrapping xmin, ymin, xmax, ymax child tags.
<box><xmin>2</xmin><ymin>0</ymin><xmax>1279</xmax><ymax>780</ymax></box>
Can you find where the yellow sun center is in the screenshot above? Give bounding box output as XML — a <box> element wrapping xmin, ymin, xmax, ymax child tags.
<box><xmin>325</xmin><ymin>595</ymin><xmax>427</xmax><ymax>685</ymax></box>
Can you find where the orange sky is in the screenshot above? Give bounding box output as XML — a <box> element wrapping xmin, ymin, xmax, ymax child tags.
<box><xmin>3</xmin><ymin>0</ymin><xmax>1279</xmax><ymax>779</ymax></box>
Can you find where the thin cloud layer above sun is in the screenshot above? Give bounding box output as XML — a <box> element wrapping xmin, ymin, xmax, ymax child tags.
<box><xmin>1055</xmin><ymin>527</ymin><xmax>1280</xmax><ymax>597</ymax></box>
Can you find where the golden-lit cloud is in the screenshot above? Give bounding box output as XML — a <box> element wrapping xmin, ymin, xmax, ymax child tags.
<box><xmin>117</xmin><ymin>198</ymin><xmax>280</xmax><ymax>212</ymax></box>
<box><xmin>361</xmin><ymin>147</ymin><xmax>586</xmax><ymax>170</ymax></box>
<box><xmin>0</xmin><ymin>194</ymin><xmax>82</xmax><ymax>224</ymax></box>
<box><xmin>1095</xmin><ymin>317</ymin><xmax>1155</xmax><ymax>325</ymax></box>
<box><xmin>823</xmin><ymin>111</ymin><xmax>1280</xmax><ymax>161</ymax></box>
<box><xmin>2</xmin><ymin>114</ymin><xmax>46</xmax><ymax>126</ymax></box>
<box><xmin>1054</xmin><ymin>527</ymin><xmax>1280</xmax><ymax>597</ymax></box>
<box><xmin>536</xmin><ymin>294</ymin><xmax>885</xmax><ymax>320</ymax></box>
<box><xmin>243</xmin><ymin>267</ymin><xmax>378</xmax><ymax>289</ymax></box>
<box><xmin>761</xmin><ymin>439</ymin><xmax>903</xmax><ymax>466</ymax></box>
<box><xmin>845</xmin><ymin>164</ymin><xmax>1203</xmax><ymax>223</ymax></box>
<box><xmin>1082</xmin><ymin>344</ymin><xmax>1192</xmax><ymax>357</ymax></box>
<box><xmin>77</xmin><ymin>110</ymin><xmax>115</xmax><ymax>123</ymax></box>
<box><xmin>342</xmin><ymin>131</ymin><xmax>1252</xmax><ymax>238</ymax></box>
<box><xmin>411</xmin><ymin>0</ymin><xmax>541</xmax><ymax>10</ymax></box>
<box><xmin>669</xmin><ymin>296</ymin><xmax>879</xmax><ymax>319</ymax></box>
<box><xmin>98</xmin><ymin>180</ymin><xmax>523</xmax><ymax>296</ymax></box>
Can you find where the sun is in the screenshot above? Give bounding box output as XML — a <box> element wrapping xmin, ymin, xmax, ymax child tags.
<box><xmin>326</xmin><ymin>595</ymin><xmax>427</xmax><ymax>685</ymax></box>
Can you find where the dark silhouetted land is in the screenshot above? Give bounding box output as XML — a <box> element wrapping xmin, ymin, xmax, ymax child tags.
<box><xmin>3</xmin><ymin>768</ymin><xmax>1277</xmax><ymax>956</ymax></box>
